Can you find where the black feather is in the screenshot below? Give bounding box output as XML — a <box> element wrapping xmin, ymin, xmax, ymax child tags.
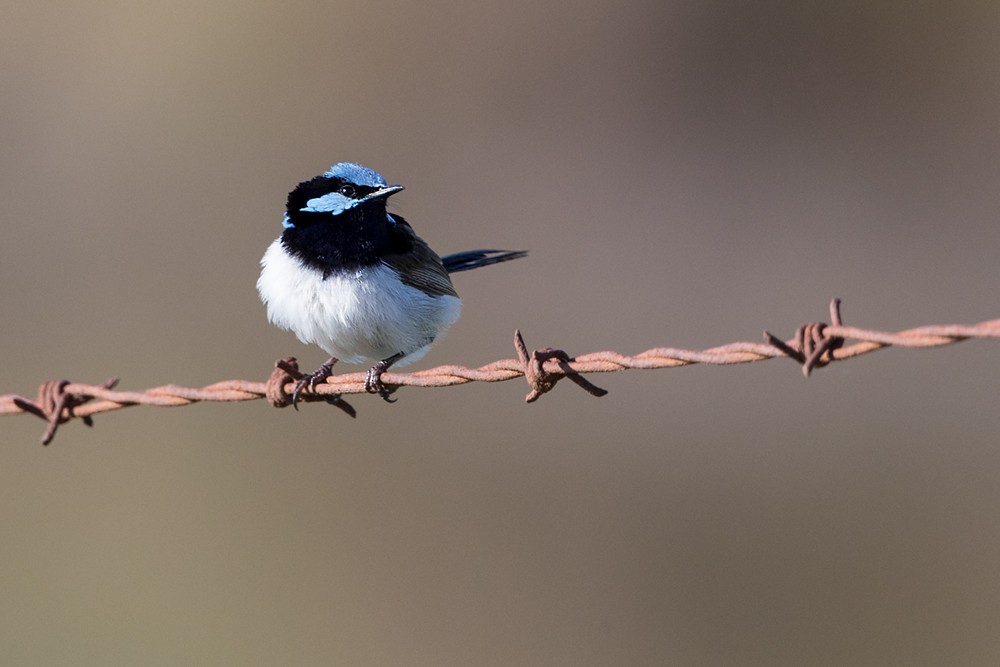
<box><xmin>441</xmin><ymin>249</ymin><xmax>528</xmax><ymax>274</ymax></box>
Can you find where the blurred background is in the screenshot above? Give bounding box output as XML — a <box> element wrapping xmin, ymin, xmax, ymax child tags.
<box><xmin>2</xmin><ymin>1</ymin><xmax>999</xmax><ymax>664</ymax></box>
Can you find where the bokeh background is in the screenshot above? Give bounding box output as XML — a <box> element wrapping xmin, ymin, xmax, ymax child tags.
<box><xmin>2</xmin><ymin>1</ymin><xmax>999</xmax><ymax>664</ymax></box>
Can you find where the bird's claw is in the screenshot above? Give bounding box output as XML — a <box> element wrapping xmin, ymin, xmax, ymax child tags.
<box><xmin>291</xmin><ymin>358</ymin><xmax>337</xmax><ymax>410</ymax></box>
<box><xmin>364</xmin><ymin>365</ymin><xmax>396</xmax><ymax>403</ymax></box>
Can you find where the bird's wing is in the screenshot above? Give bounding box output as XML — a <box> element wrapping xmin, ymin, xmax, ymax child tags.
<box><xmin>381</xmin><ymin>218</ymin><xmax>459</xmax><ymax>298</ymax></box>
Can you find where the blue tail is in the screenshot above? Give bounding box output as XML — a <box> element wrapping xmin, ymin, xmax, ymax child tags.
<box><xmin>441</xmin><ymin>249</ymin><xmax>528</xmax><ymax>274</ymax></box>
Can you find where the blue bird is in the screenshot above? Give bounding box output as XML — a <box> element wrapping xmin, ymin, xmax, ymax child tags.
<box><xmin>258</xmin><ymin>162</ymin><xmax>526</xmax><ymax>407</ymax></box>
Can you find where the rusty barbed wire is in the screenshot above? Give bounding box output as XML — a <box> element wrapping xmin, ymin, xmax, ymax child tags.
<box><xmin>2</xmin><ymin>299</ymin><xmax>998</xmax><ymax>445</ymax></box>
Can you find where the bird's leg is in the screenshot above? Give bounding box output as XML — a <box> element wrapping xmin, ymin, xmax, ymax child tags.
<box><xmin>365</xmin><ymin>352</ymin><xmax>405</xmax><ymax>403</ymax></box>
<box><xmin>292</xmin><ymin>357</ymin><xmax>338</xmax><ymax>410</ymax></box>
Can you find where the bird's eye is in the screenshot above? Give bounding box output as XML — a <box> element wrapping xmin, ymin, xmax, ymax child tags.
<box><xmin>338</xmin><ymin>184</ymin><xmax>357</xmax><ymax>198</ymax></box>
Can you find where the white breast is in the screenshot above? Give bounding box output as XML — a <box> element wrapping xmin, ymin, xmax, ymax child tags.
<box><xmin>257</xmin><ymin>239</ymin><xmax>462</xmax><ymax>366</ymax></box>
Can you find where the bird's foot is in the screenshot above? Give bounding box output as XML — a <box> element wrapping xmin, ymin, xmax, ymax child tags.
<box><xmin>291</xmin><ymin>357</ymin><xmax>338</xmax><ymax>410</ymax></box>
<box><xmin>364</xmin><ymin>358</ymin><xmax>398</xmax><ymax>403</ymax></box>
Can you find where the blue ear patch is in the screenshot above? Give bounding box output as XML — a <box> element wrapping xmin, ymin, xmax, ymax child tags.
<box><xmin>324</xmin><ymin>162</ymin><xmax>387</xmax><ymax>188</ymax></box>
<box><xmin>301</xmin><ymin>191</ymin><xmax>356</xmax><ymax>216</ymax></box>
<box><xmin>282</xmin><ymin>213</ymin><xmax>295</xmax><ymax>229</ymax></box>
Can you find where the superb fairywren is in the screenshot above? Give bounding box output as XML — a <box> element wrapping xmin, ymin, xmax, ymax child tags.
<box><xmin>257</xmin><ymin>162</ymin><xmax>526</xmax><ymax>406</ymax></box>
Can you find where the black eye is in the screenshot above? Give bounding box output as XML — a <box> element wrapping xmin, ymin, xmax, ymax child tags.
<box><xmin>338</xmin><ymin>184</ymin><xmax>357</xmax><ymax>198</ymax></box>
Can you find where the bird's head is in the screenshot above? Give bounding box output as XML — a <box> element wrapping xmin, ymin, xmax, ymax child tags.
<box><xmin>279</xmin><ymin>163</ymin><xmax>406</xmax><ymax>271</ymax></box>
<box><xmin>283</xmin><ymin>162</ymin><xmax>404</xmax><ymax>230</ymax></box>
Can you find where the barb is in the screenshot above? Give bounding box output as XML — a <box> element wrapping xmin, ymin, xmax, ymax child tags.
<box><xmin>2</xmin><ymin>299</ymin><xmax>998</xmax><ymax>445</ymax></box>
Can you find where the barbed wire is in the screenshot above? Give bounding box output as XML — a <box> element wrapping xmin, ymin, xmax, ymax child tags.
<box><xmin>2</xmin><ymin>299</ymin><xmax>998</xmax><ymax>445</ymax></box>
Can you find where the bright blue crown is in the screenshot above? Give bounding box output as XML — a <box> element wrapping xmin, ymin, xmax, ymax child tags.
<box><xmin>324</xmin><ymin>162</ymin><xmax>387</xmax><ymax>187</ymax></box>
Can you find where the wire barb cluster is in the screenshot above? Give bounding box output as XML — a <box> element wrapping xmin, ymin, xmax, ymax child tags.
<box><xmin>2</xmin><ymin>299</ymin><xmax>998</xmax><ymax>445</ymax></box>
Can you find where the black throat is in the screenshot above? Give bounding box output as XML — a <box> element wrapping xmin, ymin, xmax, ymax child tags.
<box><xmin>281</xmin><ymin>204</ymin><xmax>414</xmax><ymax>277</ymax></box>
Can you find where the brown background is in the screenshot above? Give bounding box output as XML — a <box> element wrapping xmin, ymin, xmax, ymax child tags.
<box><xmin>2</xmin><ymin>1</ymin><xmax>999</xmax><ymax>664</ymax></box>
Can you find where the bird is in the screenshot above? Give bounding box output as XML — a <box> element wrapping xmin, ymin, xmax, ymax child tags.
<box><xmin>257</xmin><ymin>162</ymin><xmax>526</xmax><ymax>407</ymax></box>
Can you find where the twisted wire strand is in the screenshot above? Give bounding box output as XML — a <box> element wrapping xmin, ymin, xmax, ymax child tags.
<box><xmin>2</xmin><ymin>299</ymin><xmax>998</xmax><ymax>445</ymax></box>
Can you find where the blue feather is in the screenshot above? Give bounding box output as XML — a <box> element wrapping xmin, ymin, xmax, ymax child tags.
<box><xmin>324</xmin><ymin>162</ymin><xmax>387</xmax><ymax>188</ymax></box>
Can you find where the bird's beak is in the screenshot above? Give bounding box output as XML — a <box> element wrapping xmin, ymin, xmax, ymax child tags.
<box><xmin>364</xmin><ymin>184</ymin><xmax>405</xmax><ymax>202</ymax></box>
